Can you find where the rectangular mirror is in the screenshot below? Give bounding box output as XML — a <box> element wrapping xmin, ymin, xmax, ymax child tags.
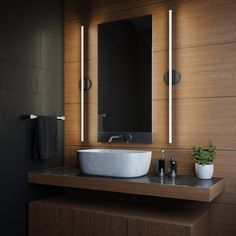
<box><xmin>98</xmin><ymin>15</ymin><xmax>152</xmax><ymax>143</ymax></box>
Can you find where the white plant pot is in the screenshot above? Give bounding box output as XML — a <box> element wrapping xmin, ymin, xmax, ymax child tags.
<box><xmin>195</xmin><ymin>163</ymin><xmax>214</xmax><ymax>180</ymax></box>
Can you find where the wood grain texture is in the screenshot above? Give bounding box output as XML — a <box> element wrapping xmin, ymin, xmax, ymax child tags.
<box><xmin>173</xmin><ymin>0</ymin><xmax>236</xmax><ymax>49</ymax></box>
<box><xmin>155</xmin><ymin>98</ymin><xmax>236</xmax><ymax>150</ymax></box>
<box><xmin>28</xmin><ymin>203</ymin><xmax>74</xmax><ymax>236</ymax></box>
<box><xmin>64</xmin><ymin>60</ymin><xmax>97</xmax><ymax>104</ymax></box>
<box><xmin>127</xmin><ymin>218</ymin><xmax>191</xmax><ymax>236</ymax></box>
<box><xmin>64</xmin><ymin>97</ymin><xmax>236</xmax><ymax>150</ymax></box>
<box><xmin>64</xmin><ymin>61</ymin><xmax>80</xmax><ymax>104</ymax></box>
<box><xmin>66</xmin><ymin>0</ymin><xmax>236</xmax><ymax>52</ymax></box>
<box><xmin>213</xmin><ymin>153</ymin><xmax>236</xmax><ymax>205</ymax></box>
<box><xmin>70</xmin><ymin>4</ymin><xmax>161</xmax><ymax>66</ymax></box>
<box><xmin>29</xmin><ymin>195</ymin><xmax>210</xmax><ymax>236</ymax></box>
<box><xmin>65</xmin><ymin>0</ymin><xmax>168</xmax><ymax>22</ymax></box>
<box><xmin>28</xmin><ymin>169</ymin><xmax>225</xmax><ymax>202</ymax></box>
<box><xmin>209</xmin><ymin>203</ymin><xmax>236</xmax><ymax>236</ymax></box>
<box><xmin>27</xmin><ymin>195</ymin><xmax>207</xmax><ymax>219</ymax></box>
<box><xmin>74</xmin><ymin>210</ymin><xmax>126</xmax><ymax>236</ymax></box>
<box><xmin>64</xmin><ymin>145</ymin><xmax>80</xmax><ymax>168</ymax></box>
<box><xmin>64</xmin><ymin>0</ymin><xmax>236</xmax><ymax>234</ymax></box>
<box><xmin>64</xmin><ymin>19</ymin><xmax>97</xmax><ymax>63</ymax></box>
<box><xmin>153</xmin><ymin>0</ymin><xmax>236</xmax><ymax>51</ymax></box>
<box><xmin>64</xmin><ymin>102</ymin><xmax>97</xmax><ymax>145</ymax></box>
<box><xmin>153</xmin><ymin>43</ymin><xmax>236</xmax><ymax>100</ymax></box>
<box><xmin>64</xmin><ymin>104</ymin><xmax>80</xmax><ymax>145</ymax></box>
<box><xmin>127</xmin><ymin>212</ymin><xmax>208</xmax><ymax>236</ymax></box>
<box><xmin>64</xmin><ymin>19</ymin><xmax>80</xmax><ymax>62</ymax></box>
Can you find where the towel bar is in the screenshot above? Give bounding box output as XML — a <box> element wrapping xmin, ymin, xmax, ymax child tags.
<box><xmin>29</xmin><ymin>114</ymin><xmax>65</xmax><ymax>120</ymax></box>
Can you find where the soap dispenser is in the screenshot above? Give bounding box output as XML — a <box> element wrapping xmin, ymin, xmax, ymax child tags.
<box><xmin>157</xmin><ymin>149</ymin><xmax>165</xmax><ymax>177</ymax></box>
<box><xmin>168</xmin><ymin>155</ymin><xmax>177</xmax><ymax>178</ymax></box>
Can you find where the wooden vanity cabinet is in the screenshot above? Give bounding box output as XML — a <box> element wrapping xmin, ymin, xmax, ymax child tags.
<box><xmin>28</xmin><ymin>198</ymin><xmax>127</xmax><ymax>236</ymax></box>
<box><xmin>74</xmin><ymin>210</ymin><xmax>126</xmax><ymax>236</ymax></box>
<box><xmin>28</xmin><ymin>196</ymin><xmax>208</xmax><ymax>236</ymax></box>
<box><xmin>28</xmin><ymin>202</ymin><xmax>74</xmax><ymax>236</ymax></box>
<box><xmin>127</xmin><ymin>216</ymin><xmax>208</xmax><ymax>236</ymax></box>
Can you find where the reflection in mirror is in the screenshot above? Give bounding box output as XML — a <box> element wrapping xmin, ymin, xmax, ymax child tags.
<box><xmin>98</xmin><ymin>15</ymin><xmax>152</xmax><ymax>143</ymax></box>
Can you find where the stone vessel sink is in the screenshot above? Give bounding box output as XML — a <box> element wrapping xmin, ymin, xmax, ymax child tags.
<box><xmin>77</xmin><ymin>149</ymin><xmax>152</xmax><ymax>178</ymax></box>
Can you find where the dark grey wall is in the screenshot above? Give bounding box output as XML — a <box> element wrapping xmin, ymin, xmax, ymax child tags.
<box><xmin>0</xmin><ymin>1</ymin><xmax>64</xmax><ymax>235</ymax></box>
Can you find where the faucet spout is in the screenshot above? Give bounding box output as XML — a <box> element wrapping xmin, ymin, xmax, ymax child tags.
<box><xmin>108</xmin><ymin>135</ymin><xmax>122</xmax><ymax>143</ymax></box>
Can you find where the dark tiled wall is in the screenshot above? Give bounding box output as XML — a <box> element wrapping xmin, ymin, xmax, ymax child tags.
<box><xmin>0</xmin><ymin>1</ymin><xmax>64</xmax><ymax>235</ymax></box>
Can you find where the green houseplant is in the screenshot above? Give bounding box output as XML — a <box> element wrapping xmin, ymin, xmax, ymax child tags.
<box><xmin>192</xmin><ymin>141</ymin><xmax>216</xmax><ymax>179</ymax></box>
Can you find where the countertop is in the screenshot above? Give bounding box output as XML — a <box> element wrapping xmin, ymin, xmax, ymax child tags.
<box><xmin>28</xmin><ymin>167</ymin><xmax>225</xmax><ymax>202</ymax></box>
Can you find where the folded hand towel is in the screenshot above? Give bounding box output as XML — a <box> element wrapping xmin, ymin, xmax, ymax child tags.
<box><xmin>32</xmin><ymin>116</ymin><xmax>57</xmax><ymax>160</ymax></box>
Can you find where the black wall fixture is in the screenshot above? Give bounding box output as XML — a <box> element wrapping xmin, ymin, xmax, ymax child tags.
<box><xmin>0</xmin><ymin>1</ymin><xmax>64</xmax><ymax>236</ymax></box>
<box><xmin>164</xmin><ymin>70</ymin><xmax>181</xmax><ymax>85</ymax></box>
<box><xmin>81</xmin><ymin>78</ymin><xmax>92</xmax><ymax>90</ymax></box>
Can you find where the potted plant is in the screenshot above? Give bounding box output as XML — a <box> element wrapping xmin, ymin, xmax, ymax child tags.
<box><xmin>192</xmin><ymin>141</ymin><xmax>216</xmax><ymax>179</ymax></box>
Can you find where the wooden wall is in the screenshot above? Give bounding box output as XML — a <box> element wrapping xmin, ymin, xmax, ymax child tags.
<box><xmin>64</xmin><ymin>0</ymin><xmax>236</xmax><ymax>235</ymax></box>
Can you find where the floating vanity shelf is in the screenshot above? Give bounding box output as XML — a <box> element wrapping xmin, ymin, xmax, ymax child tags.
<box><xmin>28</xmin><ymin>167</ymin><xmax>225</xmax><ymax>202</ymax></box>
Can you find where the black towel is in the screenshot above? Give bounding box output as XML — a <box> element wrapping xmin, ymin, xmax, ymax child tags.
<box><xmin>32</xmin><ymin>116</ymin><xmax>57</xmax><ymax>160</ymax></box>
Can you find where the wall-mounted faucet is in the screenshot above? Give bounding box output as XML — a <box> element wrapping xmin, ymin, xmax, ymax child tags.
<box><xmin>124</xmin><ymin>133</ymin><xmax>132</xmax><ymax>143</ymax></box>
<box><xmin>108</xmin><ymin>135</ymin><xmax>122</xmax><ymax>143</ymax></box>
<box><xmin>108</xmin><ymin>134</ymin><xmax>132</xmax><ymax>143</ymax></box>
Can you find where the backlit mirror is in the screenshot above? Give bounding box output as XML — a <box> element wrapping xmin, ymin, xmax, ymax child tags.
<box><xmin>98</xmin><ymin>15</ymin><xmax>152</xmax><ymax>143</ymax></box>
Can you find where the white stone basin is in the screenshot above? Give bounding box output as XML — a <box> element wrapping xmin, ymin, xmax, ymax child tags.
<box><xmin>77</xmin><ymin>149</ymin><xmax>152</xmax><ymax>178</ymax></box>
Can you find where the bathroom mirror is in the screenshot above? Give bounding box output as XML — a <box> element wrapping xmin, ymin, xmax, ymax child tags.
<box><xmin>98</xmin><ymin>15</ymin><xmax>152</xmax><ymax>143</ymax></box>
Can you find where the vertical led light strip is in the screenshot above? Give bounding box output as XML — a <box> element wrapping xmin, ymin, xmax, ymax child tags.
<box><xmin>168</xmin><ymin>10</ymin><xmax>172</xmax><ymax>144</ymax></box>
<box><xmin>81</xmin><ymin>26</ymin><xmax>84</xmax><ymax>142</ymax></box>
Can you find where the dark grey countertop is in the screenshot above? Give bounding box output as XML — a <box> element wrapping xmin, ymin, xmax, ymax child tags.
<box><xmin>36</xmin><ymin>167</ymin><xmax>222</xmax><ymax>189</ymax></box>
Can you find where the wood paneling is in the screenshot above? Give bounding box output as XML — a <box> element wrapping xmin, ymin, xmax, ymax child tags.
<box><xmin>64</xmin><ymin>60</ymin><xmax>97</xmax><ymax>104</ymax></box>
<box><xmin>128</xmin><ymin>218</ymin><xmax>191</xmax><ymax>236</ymax></box>
<box><xmin>213</xmin><ymin>153</ymin><xmax>236</xmax><ymax>205</ymax></box>
<box><xmin>28</xmin><ymin>203</ymin><xmax>74</xmax><ymax>236</ymax></box>
<box><xmin>64</xmin><ymin>19</ymin><xmax>81</xmax><ymax>62</ymax></box>
<box><xmin>64</xmin><ymin>102</ymin><xmax>97</xmax><ymax>145</ymax></box>
<box><xmin>173</xmin><ymin>0</ymin><xmax>236</xmax><ymax>49</ymax></box>
<box><xmin>209</xmin><ymin>203</ymin><xmax>236</xmax><ymax>236</ymax></box>
<box><xmin>64</xmin><ymin>104</ymin><xmax>80</xmax><ymax>145</ymax></box>
<box><xmin>64</xmin><ymin>145</ymin><xmax>79</xmax><ymax>168</ymax></box>
<box><xmin>64</xmin><ymin>61</ymin><xmax>80</xmax><ymax>104</ymax></box>
<box><xmin>65</xmin><ymin>0</ymin><xmax>236</xmax><ymax>60</ymax></box>
<box><xmin>64</xmin><ymin>20</ymin><xmax>97</xmax><ymax>63</ymax></box>
<box><xmin>153</xmin><ymin>43</ymin><xmax>236</xmax><ymax>100</ymax></box>
<box><xmin>155</xmin><ymin>98</ymin><xmax>236</xmax><ymax>150</ymax></box>
<box><xmin>65</xmin><ymin>0</ymin><xmax>169</xmax><ymax>22</ymax></box>
<box><xmin>153</xmin><ymin>0</ymin><xmax>236</xmax><ymax>51</ymax></box>
<box><xmin>74</xmin><ymin>210</ymin><xmax>126</xmax><ymax>236</ymax></box>
<box><xmin>127</xmin><ymin>212</ymin><xmax>208</xmax><ymax>236</ymax></box>
<box><xmin>65</xmin><ymin>97</ymin><xmax>236</xmax><ymax>150</ymax></box>
<box><xmin>64</xmin><ymin>0</ymin><xmax>236</xmax><ymax>234</ymax></box>
<box><xmin>29</xmin><ymin>196</ymin><xmax>211</xmax><ymax>236</ymax></box>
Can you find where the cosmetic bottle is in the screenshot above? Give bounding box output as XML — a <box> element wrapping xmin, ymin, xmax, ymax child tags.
<box><xmin>157</xmin><ymin>149</ymin><xmax>165</xmax><ymax>177</ymax></box>
<box><xmin>167</xmin><ymin>156</ymin><xmax>177</xmax><ymax>178</ymax></box>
